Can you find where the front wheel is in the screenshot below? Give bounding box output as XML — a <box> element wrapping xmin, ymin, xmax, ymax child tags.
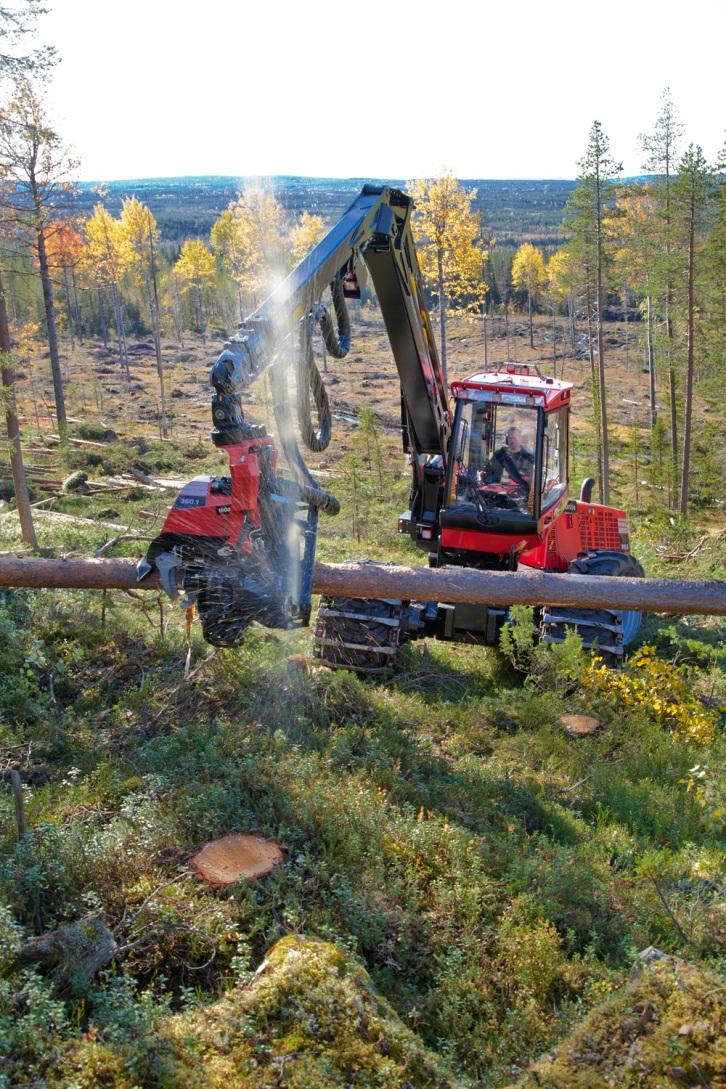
<box><xmin>540</xmin><ymin>549</ymin><xmax>645</xmax><ymax>666</ymax></box>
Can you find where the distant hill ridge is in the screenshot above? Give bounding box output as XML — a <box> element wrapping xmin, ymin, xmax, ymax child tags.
<box><xmin>73</xmin><ymin>175</ymin><xmax>593</xmax><ymax>247</ymax></box>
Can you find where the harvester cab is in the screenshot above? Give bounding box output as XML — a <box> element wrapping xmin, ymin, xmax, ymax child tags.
<box><xmin>403</xmin><ymin>363</ymin><xmax>573</xmax><ymax>569</ymax></box>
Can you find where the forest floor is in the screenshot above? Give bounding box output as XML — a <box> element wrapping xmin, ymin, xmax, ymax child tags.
<box><xmin>0</xmin><ymin>311</ymin><xmax>724</xmax><ymax>1088</ymax></box>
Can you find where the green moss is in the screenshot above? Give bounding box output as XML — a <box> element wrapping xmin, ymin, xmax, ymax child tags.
<box><xmin>59</xmin><ymin>937</ymin><xmax>461</xmax><ymax>1088</ymax></box>
<box><xmin>509</xmin><ymin>955</ymin><xmax>725</xmax><ymax>1088</ymax></box>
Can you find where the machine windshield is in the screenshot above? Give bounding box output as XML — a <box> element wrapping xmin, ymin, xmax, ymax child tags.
<box><xmin>448</xmin><ymin>399</ymin><xmax>538</xmax><ymax>515</ymax></box>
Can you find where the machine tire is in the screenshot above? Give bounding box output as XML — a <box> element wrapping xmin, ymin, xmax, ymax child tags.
<box><xmin>313</xmin><ymin>595</ymin><xmax>403</xmax><ymax>676</ymax></box>
<box><xmin>540</xmin><ymin>549</ymin><xmax>645</xmax><ymax>667</ymax></box>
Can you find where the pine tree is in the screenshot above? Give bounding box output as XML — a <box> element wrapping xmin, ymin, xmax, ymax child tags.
<box><xmin>0</xmin><ymin>78</ymin><xmax>77</xmax><ymax>436</ymax></box>
<box><xmin>566</xmin><ymin>122</ymin><xmax>622</xmax><ymax>503</ymax></box>
<box><xmin>640</xmin><ymin>89</ymin><xmax>684</xmax><ymax>487</ymax></box>
<box><xmin>671</xmin><ymin>145</ymin><xmax>718</xmax><ymax>515</ymax></box>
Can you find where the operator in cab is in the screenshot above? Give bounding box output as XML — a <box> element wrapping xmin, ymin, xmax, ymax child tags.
<box><xmin>481</xmin><ymin>425</ymin><xmax>535</xmax><ymax>489</ymax></box>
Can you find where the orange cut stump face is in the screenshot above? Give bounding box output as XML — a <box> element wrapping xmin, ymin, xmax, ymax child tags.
<box><xmin>190</xmin><ymin>833</ymin><xmax>283</xmax><ymax>887</ymax></box>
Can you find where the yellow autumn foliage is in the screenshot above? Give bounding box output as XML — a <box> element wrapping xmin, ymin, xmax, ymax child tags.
<box><xmin>581</xmin><ymin>645</ymin><xmax>718</xmax><ymax>745</ymax></box>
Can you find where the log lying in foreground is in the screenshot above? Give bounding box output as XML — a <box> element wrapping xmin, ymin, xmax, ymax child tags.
<box><xmin>0</xmin><ymin>555</ymin><xmax>725</xmax><ymax>616</ymax></box>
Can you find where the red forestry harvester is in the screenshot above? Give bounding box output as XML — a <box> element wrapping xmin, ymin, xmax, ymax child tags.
<box><xmin>138</xmin><ymin>186</ymin><xmax>643</xmax><ymax>671</ymax></box>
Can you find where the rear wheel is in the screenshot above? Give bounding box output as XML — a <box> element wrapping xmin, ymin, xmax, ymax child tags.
<box><xmin>540</xmin><ymin>550</ymin><xmax>645</xmax><ymax>666</ymax></box>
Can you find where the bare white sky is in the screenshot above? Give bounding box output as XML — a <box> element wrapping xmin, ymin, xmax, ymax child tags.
<box><xmin>43</xmin><ymin>0</ymin><xmax>724</xmax><ymax>181</ymax></box>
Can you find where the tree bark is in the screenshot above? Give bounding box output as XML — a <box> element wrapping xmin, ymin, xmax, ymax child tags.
<box><xmin>528</xmin><ymin>290</ymin><xmax>533</xmax><ymax>348</ymax></box>
<box><xmin>0</xmin><ymin>272</ymin><xmax>37</xmax><ymax>547</ymax></box>
<box><xmin>0</xmin><ymin>555</ymin><xmax>724</xmax><ymax>617</ymax></box>
<box><xmin>35</xmin><ymin>224</ymin><xmax>66</xmax><ymax>435</ymax></box>
<box><xmin>669</xmin><ymin>367</ymin><xmax>678</xmax><ymax>503</ymax></box>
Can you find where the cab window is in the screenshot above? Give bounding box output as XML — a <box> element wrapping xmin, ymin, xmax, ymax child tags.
<box><xmin>541</xmin><ymin>406</ymin><xmax>568</xmax><ymax>509</ymax></box>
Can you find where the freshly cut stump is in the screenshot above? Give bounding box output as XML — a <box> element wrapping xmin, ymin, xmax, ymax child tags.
<box><xmin>190</xmin><ymin>834</ymin><xmax>283</xmax><ymax>887</ymax></box>
<box><xmin>560</xmin><ymin>713</ymin><xmax>602</xmax><ymax>738</ymax></box>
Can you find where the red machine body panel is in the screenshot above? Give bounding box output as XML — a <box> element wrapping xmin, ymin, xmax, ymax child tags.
<box><xmin>158</xmin><ymin>438</ymin><xmax>276</xmax><ymax>550</ymax></box>
<box><xmin>451</xmin><ymin>365</ymin><xmax>573</xmax><ymax>412</ymax></box>
<box><xmin>440</xmin><ymin>498</ymin><xmax>631</xmax><ymax>571</ymax></box>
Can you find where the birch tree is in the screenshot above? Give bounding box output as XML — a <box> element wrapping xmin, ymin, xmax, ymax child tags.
<box><xmin>211</xmin><ymin>188</ymin><xmax>287</xmax><ymax>314</ymax></box>
<box><xmin>175</xmin><ymin>239</ymin><xmax>215</xmax><ymax>341</ymax></box>
<box><xmin>84</xmin><ymin>203</ymin><xmax>131</xmax><ymax>378</ymax></box>
<box><xmin>44</xmin><ymin>218</ymin><xmax>84</xmax><ymax>346</ymax></box>
<box><xmin>511</xmin><ymin>242</ymin><xmax>546</xmax><ymax>348</ymax></box>
<box><xmin>120</xmin><ymin>196</ymin><xmax>168</xmax><ymax>434</ymax></box>
<box><xmin>409</xmin><ymin>170</ymin><xmax>483</xmax><ymax>379</ymax></box>
<box><xmin>289</xmin><ymin>211</ymin><xmax>326</xmax><ymax>265</ymax></box>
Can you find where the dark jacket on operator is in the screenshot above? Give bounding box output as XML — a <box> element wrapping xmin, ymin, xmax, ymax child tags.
<box><xmin>487</xmin><ymin>445</ymin><xmax>534</xmax><ymax>486</ymax></box>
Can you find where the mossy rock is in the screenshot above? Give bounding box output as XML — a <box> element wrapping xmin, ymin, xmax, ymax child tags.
<box><xmin>509</xmin><ymin>954</ymin><xmax>725</xmax><ymax>1088</ymax></box>
<box><xmin>63</xmin><ymin>936</ymin><xmax>462</xmax><ymax>1088</ymax></box>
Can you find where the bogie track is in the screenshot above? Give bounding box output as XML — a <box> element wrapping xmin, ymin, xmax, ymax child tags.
<box><xmin>313</xmin><ymin>596</ymin><xmax>403</xmax><ymax>675</ymax></box>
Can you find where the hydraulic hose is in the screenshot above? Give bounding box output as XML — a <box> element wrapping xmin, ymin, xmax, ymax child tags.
<box><xmin>295</xmin><ymin>278</ymin><xmax>350</xmax><ymax>453</ymax></box>
<box><xmin>270</xmin><ymin>361</ymin><xmax>340</xmax><ymax>516</ymax></box>
<box><xmin>318</xmin><ymin>278</ymin><xmax>351</xmax><ymax>358</ymax></box>
<box><xmin>296</xmin><ymin>313</ymin><xmax>332</xmax><ymax>453</ymax></box>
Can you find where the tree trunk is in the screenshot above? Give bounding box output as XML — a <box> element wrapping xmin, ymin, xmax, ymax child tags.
<box><xmin>35</xmin><ymin>225</ymin><xmax>67</xmax><ymax>436</ymax></box>
<box><xmin>97</xmin><ymin>285</ymin><xmax>109</xmax><ymax>349</ymax></box>
<box><xmin>646</xmin><ymin>295</ymin><xmax>657</xmax><ymax>428</ymax></box>
<box><xmin>595</xmin><ymin>182</ymin><xmax>610</xmax><ymax>505</ymax></box>
<box><xmin>528</xmin><ymin>291</ymin><xmax>533</xmax><ymax>348</ymax></box>
<box><xmin>586</xmin><ymin>283</ymin><xmax>603</xmax><ymax>498</ymax></box>
<box><xmin>437</xmin><ymin>250</ymin><xmax>447</xmax><ymax>381</ymax></box>
<box><xmin>63</xmin><ymin>267</ymin><xmax>75</xmax><ymax>349</ymax></box>
<box><xmin>110</xmin><ymin>281</ymin><xmax>130</xmax><ymax>379</ymax></box>
<box><xmin>71</xmin><ymin>267</ymin><xmax>83</xmax><ymax>342</ymax></box>
<box><xmin>569</xmin><ymin>294</ymin><xmax>576</xmax><ymax>354</ymax></box>
<box><xmin>679</xmin><ymin>193</ymin><xmax>696</xmax><ymax>516</ymax></box>
<box><xmin>0</xmin><ymin>273</ymin><xmax>37</xmax><ymax>547</ymax></box>
<box><xmin>482</xmin><ymin>302</ymin><xmax>489</xmax><ymax>367</ymax></box>
<box><xmin>0</xmin><ymin>555</ymin><xmax>725</xmax><ymax>617</ymax></box>
<box><xmin>669</xmin><ymin>367</ymin><xmax>678</xmax><ymax>505</ymax></box>
<box><xmin>551</xmin><ymin>305</ymin><xmax>557</xmax><ymax>374</ymax></box>
<box><xmin>146</xmin><ymin>222</ymin><xmax>169</xmax><ymax>437</ymax></box>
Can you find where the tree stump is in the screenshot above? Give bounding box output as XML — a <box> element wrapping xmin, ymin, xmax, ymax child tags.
<box><xmin>190</xmin><ymin>834</ymin><xmax>283</xmax><ymax>888</ymax></box>
<box><xmin>560</xmin><ymin>713</ymin><xmax>602</xmax><ymax>737</ymax></box>
<box><xmin>15</xmin><ymin>915</ymin><xmax>116</xmax><ymax>987</ymax></box>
